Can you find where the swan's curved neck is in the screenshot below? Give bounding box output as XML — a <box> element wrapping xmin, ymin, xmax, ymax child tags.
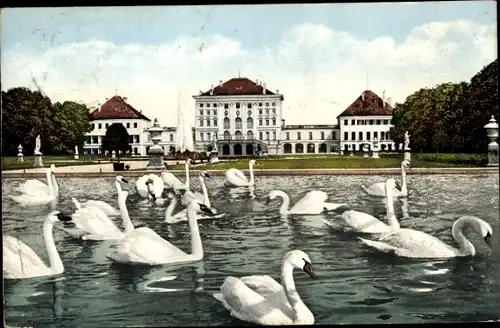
<box><xmin>199</xmin><ymin>175</ymin><xmax>210</xmax><ymax>207</ymax></box>
<box><xmin>115</xmin><ymin>181</ymin><xmax>124</xmax><ymax>195</ymax></box>
<box><xmin>51</xmin><ymin>173</ymin><xmax>59</xmax><ymax>197</ymax></box>
<box><xmin>186</xmin><ymin>204</ymin><xmax>203</xmax><ymax>260</ymax></box>
<box><xmin>276</xmin><ymin>191</ymin><xmax>290</xmax><ymax>215</ymax></box>
<box><xmin>400</xmin><ymin>165</ymin><xmax>407</xmax><ymax>195</ymax></box>
<box><xmin>46</xmin><ymin>171</ymin><xmax>54</xmax><ymax>197</ymax></box>
<box><xmin>165</xmin><ymin>197</ymin><xmax>177</xmax><ymax>222</ymax></box>
<box><xmin>281</xmin><ymin>262</ymin><xmax>306</xmax><ymax>322</ymax></box>
<box><xmin>117</xmin><ymin>192</ymin><xmax>134</xmax><ymax>234</ymax></box>
<box><xmin>43</xmin><ymin>218</ymin><xmax>63</xmax><ymax>274</ymax></box>
<box><xmin>452</xmin><ymin>217</ymin><xmax>477</xmax><ymax>256</ymax></box>
<box><xmin>385</xmin><ymin>185</ymin><xmax>400</xmax><ymax>230</ymax></box>
<box><xmin>248</xmin><ymin>163</ymin><xmax>255</xmax><ymax>185</ymax></box>
<box><xmin>184</xmin><ymin>162</ymin><xmax>190</xmax><ymax>188</ymax></box>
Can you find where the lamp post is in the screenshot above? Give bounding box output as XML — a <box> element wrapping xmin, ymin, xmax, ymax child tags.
<box><xmin>484</xmin><ymin>115</ymin><xmax>499</xmax><ymax>167</ymax></box>
<box><xmin>17</xmin><ymin>144</ymin><xmax>24</xmax><ymax>162</ymax></box>
<box><xmin>146</xmin><ymin>118</ymin><xmax>166</xmax><ymax>170</ymax></box>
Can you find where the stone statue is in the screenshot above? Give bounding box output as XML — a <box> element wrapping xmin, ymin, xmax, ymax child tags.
<box><xmin>35</xmin><ymin>135</ymin><xmax>41</xmax><ymax>153</ymax></box>
<box><xmin>404</xmin><ymin>131</ymin><xmax>410</xmax><ymax>150</ymax></box>
<box><xmin>212</xmin><ymin>135</ymin><xmax>218</xmax><ymax>152</ymax></box>
<box><xmin>74</xmin><ymin>145</ymin><xmax>79</xmax><ymax>155</ymax></box>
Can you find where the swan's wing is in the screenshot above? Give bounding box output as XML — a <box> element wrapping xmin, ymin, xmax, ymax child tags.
<box><xmin>288</xmin><ymin>190</ymin><xmax>328</xmax><ymax>214</ymax></box>
<box><xmin>109</xmin><ymin>227</ymin><xmax>186</xmax><ymax>264</ymax></box>
<box><xmin>72</xmin><ymin>207</ymin><xmax>121</xmax><ymax>236</ymax></box>
<box><xmin>151</xmin><ymin>175</ymin><xmax>165</xmax><ymax>198</ymax></box>
<box><xmin>340</xmin><ymin>210</ymin><xmax>390</xmax><ymax>233</ymax></box>
<box><xmin>162</xmin><ymin>172</ymin><xmax>183</xmax><ymax>189</ymax></box>
<box><xmin>217</xmin><ymin>276</ymin><xmax>293</xmax><ymax>325</ymax></box>
<box><xmin>376</xmin><ymin>229</ymin><xmax>459</xmax><ymax>258</ymax></box>
<box><xmin>135</xmin><ymin>176</ymin><xmax>149</xmax><ymax>197</ymax></box>
<box><xmin>361</xmin><ymin>182</ymin><xmax>386</xmax><ymax>196</ymax></box>
<box><xmin>10</xmin><ymin>193</ymin><xmax>54</xmax><ymax>206</ymax></box>
<box><xmin>84</xmin><ymin>200</ymin><xmax>120</xmax><ymax>216</ymax></box>
<box><xmin>239</xmin><ymin>275</ymin><xmax>287</xmax><ymax>297</ymax></box>
<box><xmin>18</xmin><ymin>179</ymin><xmax>51</xmax><ymax>196</ymax></box>
<box><xmin>3</xmin><ymin>236</ymin><xmax>48</xmax><ymax>276</ymax></box>
<box><xmin>225</xmin><ymin>168</ymin><xmax>249</xmax><ymax>186</ymax></box>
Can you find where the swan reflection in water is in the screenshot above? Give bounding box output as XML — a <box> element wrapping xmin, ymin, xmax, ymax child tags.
<box><xmin>226</xmin><ymin>185</ymin><xmax>255</xmax><ymax>200</ymax></box>
<box><xmin>110</xmin><ymin>261</ymin><xmax>206</xmax><ymax>294</ymax></box>
<box><xmin>4</xmin><ymin>277</ymin><xmax>65</xmax><ymax>320</ymax></box>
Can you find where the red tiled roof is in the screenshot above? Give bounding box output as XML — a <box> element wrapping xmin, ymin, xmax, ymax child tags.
<box><xmin>89</xmin><ymin>96</ymin><xmax>151</xmax><ymax>121</ymax></box>
<box><xmin>199</xmin><ymin>78</ymin><xmax>276</xmax><ymax>96</ymax></box>
<box><xmin>337</xmin><ymin>90</ymin><xmax>394</xmax><ymax>117</ymax></box>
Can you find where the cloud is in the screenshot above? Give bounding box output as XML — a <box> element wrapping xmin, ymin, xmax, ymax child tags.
<box><xmin>1</xmin><ymin>19</ymin><xmax>497</xmax><ymax>127</ymax></box>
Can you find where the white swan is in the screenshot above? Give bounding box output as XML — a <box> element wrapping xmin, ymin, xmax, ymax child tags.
<box><xmin>225</xmin><ymin>159</ymin><xmax>256</xmax><ymax>187</ymax></box>
<box><xmin>136</xmin><ymin>174</ymin><xmax>164</xmax><ymax>201</ymax></box>
<box><xmin>71</xmin><ymin>176</ymin><xmax>127</xmax><ymax>217</ymax></box>
<box><xmin>324</xmin><ymin>178</ymin><xmax>401</xmax><ymax>234</ymax></box>
<box><xmin>361</xmin><ymin>160</ymin><xmax>410</xmax><ymax>198</ymax></box>
<box><xmin>10</xmin><ymin>164</ymin><xmax>58</xmax><ymax>206</ymax></box>
<box><xmin>64</xmin><ymin>176</ymin><xmax>132</xmax><ymax>240</ymax></box>
<box><xmin>358</xmin><ymin>216</ymin><xmax>494</xmax><ymax>258</ymax></box>
<box><xmin>213</xmin><ymin>249</ymin><xmax>316</xmax><ymax>325</ymax></box>
<box><xmin>165</xmin><ymin>192</ymin><xmax>226</xmax><ymax>224</ymax></box>
<box><xmin>161</xmin><ymin>159</ymin><xmax>192</xmax><ymax>192</ymax></box>
<box><xmin>3</xmin><ymin>211</ymin><xmax>73</xmax><ymax>279</ymax></box>
<box><xmin>265</xmin><ymin>190</ymin><xmax>347</xmax><ymax>215</ymax></box>
<box><xmin>106</xmin><ymin>191</ymin><xmax>214</xmax><ymax>265</ymax></box>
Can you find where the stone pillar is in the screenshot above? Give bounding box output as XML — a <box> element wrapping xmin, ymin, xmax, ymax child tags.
<box><xmin>348</xmin><ymin>144</ymin><xmax>353</xmax><ymax>156</ymax></box>
<box><xmin>210</xmin><ymin>136</ymin><xmax>219</xmax><ymax>163</ymax></box>
<box><xmin>147</xmin><ymin>118</ymin><xmax>166</xmax><ymax>170</ymax></box>
<box><xmin>74</xmin><ymin>145</ymin><xmax>79</xmax><ymax>160</ymax></box>
<box><xmin>484</xmin><ymin>115</ymin><xmax>499</xmax><ymax>167</ymax></box>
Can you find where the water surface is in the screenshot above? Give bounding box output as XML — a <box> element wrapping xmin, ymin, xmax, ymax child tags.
<box><xmin>3</xmin><ymin>174</ymin><xmax>500</xmax><ymax>326</ymax></box>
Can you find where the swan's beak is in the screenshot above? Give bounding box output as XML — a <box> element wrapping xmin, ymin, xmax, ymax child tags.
<box><xmin>395</xmin><ymin>181</ymin><xmax>402</xmax><ymax>192</ymax></box>
<box><xmin>56</xmin><ymin>213</ymin><xmax>73</xmax><ymax>222</ymax></box>
<box><xmin>121</xmin><ymin>178</ymin><xmax>129</xmax><ymax>183</ymax></box>
<box><xmin>204</xmin><ymin>172</ymin><xmax>211</xmax><ymax>179</ymax></box>
<box><xmin>199</xmin><ymin>204</ymin><xmax>214</xmax><ymax>216</ymax></box>
<box><xmin>303</xmin><ymin>261</ymin><xmax>316</xmax><ymax>279</ymax></box>
<box><xmin>484</xmin><ymin>232</ymin><xmax>493</xmax><ymax>249</ymax></box>
<box><xmin>210</xmin><ymin>207</ymin><xmax>218</xmax><ymax>215</ymax></box>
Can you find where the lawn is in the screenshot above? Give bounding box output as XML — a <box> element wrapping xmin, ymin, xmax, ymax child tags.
<box><xmin>1</xmin><ymin>155</ymin><xmax>149</xmax><ymax>171</ymax></box>
<box><xmin>168</xmin><ymin>153</ymin><xmax>488</xmax><ymax>170</ymax></box>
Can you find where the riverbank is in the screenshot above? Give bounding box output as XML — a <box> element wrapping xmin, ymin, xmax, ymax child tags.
<box><xmin>2</xmin><ymin>167</ymin><xmax>498</xmax><ymax>178</ymax></box>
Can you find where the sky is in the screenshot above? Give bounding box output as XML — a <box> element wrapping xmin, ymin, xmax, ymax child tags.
<box><xmin>1</xmin><ymin>2</ymin><xmax>497</xmax><ymax>128</ymax></box>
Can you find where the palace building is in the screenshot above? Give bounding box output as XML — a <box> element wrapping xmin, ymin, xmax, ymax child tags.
<box><xmin>84</xmin><ymin>78</ymin><xmax>396</xmax><ymax>157</ymax></box>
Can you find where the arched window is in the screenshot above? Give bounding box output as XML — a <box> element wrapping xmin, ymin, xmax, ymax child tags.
<box><xmin>223</xmin><ymin>117</ymin><xmax>230</xmax><ymax>129</ymax></box>
<box><xmin>247</xmin><ymin>117</ymin><xmax>253</xmax><ymax>129</ymax></box>
<box><xmin>235</xmin><ymin>117</ymin><xmax>242</xmax><ymax>129</ymax></box>
<box><xmin>223</xmin><ymin>130</ymin><xmax>230</xmax><ymax>140</ymax></box>
<box><xmin>235</xmin><ymin>131</ymin><xmax>242</xmax><ymax>140</ymax></box>
<box><xmin>247</xmin><ymin>130</ymin><xmax>254</xmax><ymax>140</ymax></box>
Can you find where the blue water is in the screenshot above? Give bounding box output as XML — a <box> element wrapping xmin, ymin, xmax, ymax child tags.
<box><xmin>2</xmin><ymin>174</ymin><xmax>500</xmax><ymax>326</ymax></box>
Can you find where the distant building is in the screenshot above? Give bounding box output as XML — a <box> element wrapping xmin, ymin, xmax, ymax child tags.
<box><xmin>281</xmin><ymin>124</ymin><xmax>340</xmax><ymax>154</ymax></box>
<box><xmin>83</xmin><ymin>95</ymin><xmax>152</xmax><ymax>156</ymax></box>
<box><xmin>192</xmin><ymin>77</ymin><xmax>284</xmax><ymax>156</ymax></box>
<box><xmin>337</xmin><ymin>90</ymin><xmax>396</xmax><ymax>153</ymax></box>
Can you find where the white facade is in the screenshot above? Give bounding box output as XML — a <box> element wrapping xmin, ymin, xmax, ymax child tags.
<box><xmin>281</xmin><ymin>125</ymin><xmax>340</xmax><ymax>154</ymax></box>
<box><xmin>339</xmin><ymin>115</ymin><xmax>395</xmax><ymax>152</ymax></box>
<box><xmin>84</xmin><ymin>118</ymin><xmax>152</xmax><ymax>156</ymax></box>
<box><xmin>192</xmin><ymin>82</ymin><xmax>284</xmax><ymax>156</ymax></box>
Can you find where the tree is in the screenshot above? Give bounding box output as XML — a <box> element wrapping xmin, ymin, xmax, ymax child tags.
<box><xmin>1</xmin><ymin>87</ymin><xmax>55</xmax><ymax>156</ymax></box>
<box><xmin>50</xmin><ymin>101</ymin><xmax>92</xmax><ymax>154</ymax></box>
<box><xmin>101</xmin><ymin>123</ymin><xmax>131</xmax><ymax>161</ymax></box>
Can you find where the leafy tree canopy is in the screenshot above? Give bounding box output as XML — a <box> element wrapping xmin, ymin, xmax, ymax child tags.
<box><xmin>390</xmin><ymin>58</ymin><xmax>498</xmax><ymax>153</ymax></box>
<box><xmin>101</xmin><ymin>123</ymin><xmax>131</xmax><ymax>159</ymax></box>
